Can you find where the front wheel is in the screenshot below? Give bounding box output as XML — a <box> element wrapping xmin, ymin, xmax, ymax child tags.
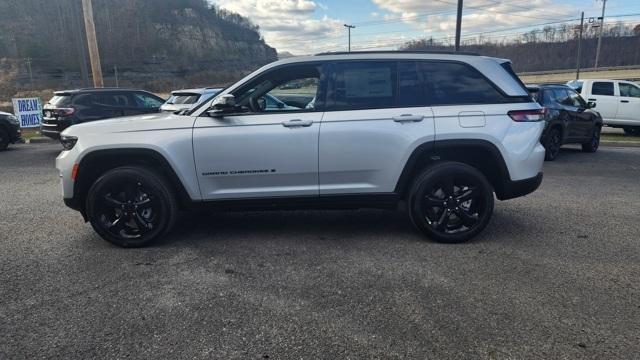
<box><xmin>408</xmin><ymin>162</ymin><xmax>494</xmax><ymax>244</ymax></box>
<box><xmin>582</xmin><ymin>126</ymin><xmax>601</xmax><ymax>153</ymax></box>
<box><xmin>0</xmin><ymin>128</ymin><xmax>9</xmax><ymax>151</ymax></box>
<box><xmin>623</xmin><ymin>127</ymin><xmax>640</xmax><ymax>136</ymax></box>
<box><xmin>85</xmin><ymin>166</ymin><xmax>178</xmax><ymax>247</ymax></box>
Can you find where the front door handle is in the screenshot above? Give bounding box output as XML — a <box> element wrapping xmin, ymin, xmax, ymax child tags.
<box><xmin>282</xmin><ymin>119</ymin><xmax>313</xmax><ymax>127</ymax></box>
<box><xmin>588</xmin><ymin>98</ymin><xmax>597</xmax><ymax>101</ymax></box>
<box><xmin>621</xmin><ymin>100</ymin><xmax>630</xmax><ymax>103</ymax></box>
<box><xmin>393</xmin><ymin>114</ymin><xmax>424</xmax><ymax>122</ymax></box>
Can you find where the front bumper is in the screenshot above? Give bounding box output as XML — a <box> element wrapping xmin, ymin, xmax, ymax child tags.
<box><xmin>497</xmin><ymin>172</ymin><xmax>543</xmax><ymax>200</ymax></box>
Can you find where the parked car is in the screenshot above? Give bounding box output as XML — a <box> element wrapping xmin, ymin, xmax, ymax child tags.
<box><xmin>0</xmin><ymin>111</ymin><xmax>22</xmax><ymax>150</ymax></box>
<box><xmin>41</xmin><ymin>88</ymin><xmax>165</xmax><ymax>140</ymax></box>
<box><xmin>160</xmin><ymin>88</ymin><xmax>222</xmax><ymax>113</ymax></box>
<box><xmin>567</xmin><ymin>79</ymin><xmax>640</xmax><ymax>135</ymax></box>
<box><xmin>528</xmin><ymin>84</ymin><xmax>603</xmax><ymax>160</ymax></box>
<box><xmin>56</xmin><ymin>51</ymin><xmax>545</xmax><ymax>247</ymax></box>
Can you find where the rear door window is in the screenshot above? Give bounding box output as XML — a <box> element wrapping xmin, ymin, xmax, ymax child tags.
<box><xmin>326</xmin><ymin>61</ymin><xmax>396</xmax><ymax>111</ymax></box>
<box><xmin>591</xmin><ymin>82</ymin><xmax>614</xmax><ymax>96</ymax></box>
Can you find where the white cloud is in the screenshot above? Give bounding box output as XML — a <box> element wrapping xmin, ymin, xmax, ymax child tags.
<box><xmin>213</xmin><ymin>0</ymin><xmax>343</xmax><ymax>54</ymax></box>
<box><xmin>371</xmin><ymin>0</ymin><xmax>575</xmax><ymax>39</ymax></box>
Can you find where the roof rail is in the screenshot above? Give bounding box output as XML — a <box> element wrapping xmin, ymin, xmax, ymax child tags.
<box><xmin>315</xmin><ymin>50</ymin><xmax>480</xmax><ymax>56</ymax></box>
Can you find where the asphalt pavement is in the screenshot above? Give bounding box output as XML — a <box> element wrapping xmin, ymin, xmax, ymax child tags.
<box><xmin>1</xmin><ymin>143</ymin><xmax>639</xmax><ymax>359</ymax></box>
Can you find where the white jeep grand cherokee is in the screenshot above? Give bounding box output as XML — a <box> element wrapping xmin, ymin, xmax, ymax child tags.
<box><xmin>56</xmin><ymin>51</ymin><xmax>545</xmax><ymax>247</ymax></box>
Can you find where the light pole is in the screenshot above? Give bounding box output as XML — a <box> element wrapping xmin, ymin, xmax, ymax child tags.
<box><xmin>576</xmin><ymin>12</ymin><xmax>584</xmax><ymax>80</ymax></box>
<box><xmin>344</xmin><ymin>24</ymin><xmax>356</xmax><ymax>52</ymax></box>
<box><xmin>594</xmin><ymin>0</ymin><xmax>607</xmax><ymax>69</ymax></box>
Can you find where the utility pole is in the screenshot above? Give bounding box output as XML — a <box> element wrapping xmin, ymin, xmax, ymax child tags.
<box><xmin>455</xmin><ymin>0</ymin><xmax>464</xmax><ymax>51</ymax></box>
<box><xmin>81</xmin><ymin>0</ymin><xmax>104</xmax><ymax>87</ymax></box>
<box><xmin>344</xmin><ymin>24</ymin><xmax>355</xmax><ymax>52</ymax></box>
<box><xmin>114</xmin><ymin>64</ymin><xmax>119</xmax><ymax>87</ymax></box>
<box><xmin>576</xmin><ymin>12</ymin><xmax>584</xmax><ymax>80</ymax></box>
<box><xmin>25</xmin><ymin>57</ymin><xmax>34</xmax><ymax>89</ymax></box>
<box><xmin>594</xmin><ymin>0</ymin><xmax>607</xmax><ymax>69</ymax></box>
<box><xmin>71</xmin><ymin>0</ymin><xmax>90</xmax><ymax>87</ymax></box>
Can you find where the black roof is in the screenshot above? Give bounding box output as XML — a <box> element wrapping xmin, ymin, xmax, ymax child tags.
<box><xmin>315</xmin><ymin>50</ymin><xmax>480</xmax><ymax>56</ymax></box>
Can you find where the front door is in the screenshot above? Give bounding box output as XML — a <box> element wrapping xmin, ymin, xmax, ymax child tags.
<box><xmin>193</xmin><ymin>63</ymin><xmax>324</xmax><ymax>200</ymax></box>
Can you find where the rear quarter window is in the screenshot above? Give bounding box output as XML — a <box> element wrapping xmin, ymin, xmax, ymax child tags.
<box><xmin>421</xmin><ymin>62</ymin><xmax>509</xmax><ymax>105</ymax></box>
<box><xmin>48</xmin><ymin>95</ymin><xmax>73</xmax><ymax>107</ymax></box>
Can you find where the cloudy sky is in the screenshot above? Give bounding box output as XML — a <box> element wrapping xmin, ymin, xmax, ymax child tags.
<box><xmin>211</xmin><ymin>0</ymin><xmax>640</xmax><ymax>54</ymax></box>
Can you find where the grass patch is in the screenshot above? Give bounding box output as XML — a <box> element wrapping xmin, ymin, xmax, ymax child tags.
<box><xmin>601</xmin><ymin>133</ymin><xmax>640</xmax><ymax>142</ymax></box>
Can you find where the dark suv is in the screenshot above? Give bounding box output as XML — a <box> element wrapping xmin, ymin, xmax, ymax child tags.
<box><xmin>41</xmin><ymin>88</ymin><xmax>165</xmax><ymax>139</ymax></box>
<box><xmin>528</xmin><ymin>84</ymin><xmax>603</xmax><ymax>161</ymax></box>
<box><xmin>0</xmin><ymin>111</ymin><xmax>22</xmax><ymax>150</ymax></box>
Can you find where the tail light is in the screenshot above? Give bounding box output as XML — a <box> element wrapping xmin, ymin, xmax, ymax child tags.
<box><xmin>58</xmin><ymin>107</ymin><xmax>76</xmax><ymax>117</ymax></box>
<box><xmin>508</xmin><ymin>108</ymin><xmax>545</xmax><ymax>122</ymax></box>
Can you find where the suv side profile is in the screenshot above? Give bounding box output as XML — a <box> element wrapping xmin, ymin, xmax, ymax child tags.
<box><xmin>56</xmin><ymin>52</ymin><xmax>545</xmax><ymax>247</ymax></box>
<box><xmin>42</xmin><ymin>88</ymin><xmax>165</xmax><ymax>139</ymax></box>
<box><xmin>528</xmin><ymin>84</ymin><xmax>603</xmax><ymax>160</ymax></box>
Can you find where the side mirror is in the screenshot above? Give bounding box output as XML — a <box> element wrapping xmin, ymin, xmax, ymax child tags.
<box><xmin>207</xmin><ymin>94</ymin><xmax>236</xmax><ymax>117</ymax></box>
<box><xmin>587</xmin><ymin>101</ymin><xmax>596</xmax><ymax>109</ymax></box>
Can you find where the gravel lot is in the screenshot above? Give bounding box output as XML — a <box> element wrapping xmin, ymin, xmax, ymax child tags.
<box><xmin>1</xmin><ymin>142</ymin><xmax>639</xmax><ymax>359</ymax></box>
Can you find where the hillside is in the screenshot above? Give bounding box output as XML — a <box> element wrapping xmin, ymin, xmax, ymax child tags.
<box><xmin>0</xmin><ymin>0</ymin><xmax>277</xmax><ymax>96</ymax></box>
<box><xmin>403</xmin><ymin>24</ymin><xmax>640</xmax><ymax>73</ymax></box>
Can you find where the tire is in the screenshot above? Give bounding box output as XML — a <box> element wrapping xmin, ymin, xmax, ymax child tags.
<box><xmin>408</xmin><ymin>162</ymin><xmax>494</xmax><ymax>244</ymax></box>
<box><xmin>0</xmin><ymin>128</ymin><xmax>9</xmax><ymax>151</ymax></box>
<box><xmin>543</xmin><ymin>127</ymin><xmax>562</xmax><ymax>161</ymax></box>
<box><xmin>582</xmin><ymin>126</ymin><xmax>601</xmax><ymax>153</ymax></box>
<box><xmin>85</xmin><ymin>166</ymin><xmax>178</xmax><ymax>247</ymax></box>
<box><xmin>623</xmin><ymin>127</ymin><xmax>640</xmax><ymax>136</ymax></box>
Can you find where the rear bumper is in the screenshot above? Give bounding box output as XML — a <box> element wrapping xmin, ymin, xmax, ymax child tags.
<box><xmin>497</xmin><ymin>172</ymin><xmax>543</xmax><ymax>200</ymax></box>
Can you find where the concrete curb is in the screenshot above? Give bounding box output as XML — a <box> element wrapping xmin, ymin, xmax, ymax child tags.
<box><xmin>26</xmin><ymin>137</ymin><xmax>54</xmax><ymax>144</ymax></box>
<box><xmin>600</xmin><ymin>140</ymin><xmax>640</xmax><ymax>148</ymax></box>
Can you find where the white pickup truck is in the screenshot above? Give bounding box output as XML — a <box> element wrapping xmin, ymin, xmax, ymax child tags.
<box><xmin>567</xmin><ymin>79</ymin><xmax>640</xmax><ymax>135</ymax></box>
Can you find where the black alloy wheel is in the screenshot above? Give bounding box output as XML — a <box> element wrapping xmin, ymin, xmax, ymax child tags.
<box><xmin>0</xmin><ymin>128</ymin><xmax>8</xmax><ymax>150</ymax></box>
<box><xmin>409</xmin><ymin>162</ymin><xmax>494</xmax><ymax>243</ymax></box>
<box><xmin>544</xmin><ymin>128</ymin><xmax>562</xmax><ymax>161</ymax></box>
<box><xmin>86</xmin><ymin>166</ymin><xmax>177</xmax><ymax>247</ymax></box>
<box><xmin>582</xmin><ymin>126</ymin><xmax>601</xmax><ymax>153</ymax></box>
<box><xmin>623</xmin><ymin>127</ymin><xmax>640</xmax><ymax>136</ymax></box>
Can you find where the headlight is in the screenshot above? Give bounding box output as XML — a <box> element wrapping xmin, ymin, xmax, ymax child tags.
<box><xmin>60</xmin><ymin>135</ymin><xmax>78</xmax><ymax>150</ymax></box>
<box><xmin>7</xmin><ymin>115</ymin><xmax>19</xmax><ymax>125</ymax></box>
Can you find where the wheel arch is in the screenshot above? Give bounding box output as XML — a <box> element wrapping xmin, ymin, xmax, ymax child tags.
<box><xmin>395</xmin><ymin>139</ymin><xmax>513</xmax><ymax>200</ymax></box>
<box><xmin>73</xmin><ymin>148</ymin><xmax>192</xmax><ymax>218</ymax></box>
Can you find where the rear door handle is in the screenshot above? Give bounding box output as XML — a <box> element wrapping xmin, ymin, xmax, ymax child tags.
<box><xmin>588</xmin><ymin>98</ymin><xmax>597</xmax><ymax>101</ymax></box>
<box><xmin>621</xmin><ymin>100</ymin><xmax>630</xmax><ymax>103</ymax></box>
<box><xmin>393</xmin><ymin>114</ymin><xmax>424</xmax><ymax>122</ymax></box>
<box><xmin>281</xmin><ymin>119</ymin><xmax>313</xmax><ymax>127</ymax></box>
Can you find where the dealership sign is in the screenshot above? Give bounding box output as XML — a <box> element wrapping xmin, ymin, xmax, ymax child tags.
<box><xmin>12</xmin><ymin>97</ymin><xmax>42</xmax><ymax>128</ymax></box>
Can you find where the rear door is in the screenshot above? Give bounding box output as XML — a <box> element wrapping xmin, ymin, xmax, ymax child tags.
<box><xmin>586</xmin><ymin>81</ymin><xmax>618</xmax><ymax>122</ymax></box>
<box><xmin>319</xmin><ymin>60</ymin><xmax>434</xmax><ymax>194</ymax></box>
<box><xmin>616</xmin><ymin>82</ymin><xmax>640</xmax><ymax>125</ymax></box>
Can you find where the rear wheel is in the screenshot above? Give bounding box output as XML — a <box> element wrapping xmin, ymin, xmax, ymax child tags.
<box><xmin>85</xmin><ymin>166</ymin><xmax>178</xmax><ymax>247</ymax></box>
<box><xmin>623</xmin><ymin>126</ymin><xmax>640</xmax><ymax>136</ymax></box>
<box><xmin>408</xmin><ymin>162</ymin><xmax>494</xmax><ymax>244</ymax></box>
<box><xmin>0</xmin><ymin>128</ymin><xmax>9</xmax><ymax>150</ymax></box>
<box><xmin>582</xmin><ymin>126</ymin><xmax>601</xmax><ymax>153</ymax></box>
<box><xmin>543</xmin><ymin>127</ymin><xmax>562</xmax><ymax>161</ymax></box>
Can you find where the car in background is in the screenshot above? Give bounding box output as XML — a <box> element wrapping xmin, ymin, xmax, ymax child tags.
<box><xmin>41</xmin><ymin>88</ymin><xmax>165</xmax><ymax>140</ymax></box>
<box><xmin>160</xmin><ymin>88</ymin><xmax>222</xmax><ymax>113</ymax></box>
<box><xmin>567</xmin><ymin>79</ymin><xmax>640</xmax><ymax>135</ymax></box>
<box><xmin>528</xmin><ymin>84</ymin><xmax>602</xmax><ymax>160</ymax></box>
<box><xmin>0</xmin><ymin>111</ymin><xmax>22</xmax><ymax>150</ymax></box>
